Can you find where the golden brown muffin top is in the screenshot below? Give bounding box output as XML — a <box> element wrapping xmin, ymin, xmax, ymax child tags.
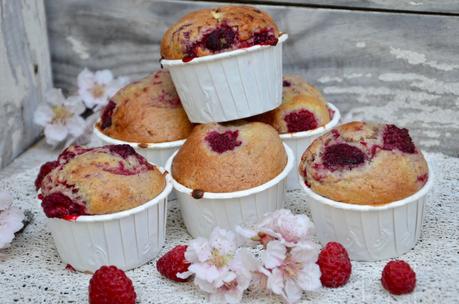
<box><xmin>172</xmin><ymin>122</ymin><xmax>287</xmax><ymax>193</ymax></box>
<box><xmin>299</xmin><ymin>121</ymin><xmax>429</xmax><ymax>205</ymax></box>
<box><xmin>253</xmin><ymin>75</ymin><xmax>331</xmax><ymax>133</ymax></box>
<box><xmin>98</xmin><ymin>70</ymin><xmax>193</xmax><ymax>143</ymax></box>
<box><xmin>36</xmin><ymin>145</ymin><xmax>166</xmax><ymax>218</ymax></box>
<box><xmin>161</xmin><ymin>5</ymin><xmax>280</xmax><ymax>60</ymax></box>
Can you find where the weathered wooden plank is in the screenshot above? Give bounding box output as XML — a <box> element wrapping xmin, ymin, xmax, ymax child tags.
<box><xmin>0</xmin><ymin>0</ymin><xmax>52</xmax><ymax>168</ymax></box>
<box><xmin>211</xmin><ymin>0</ymin><xmax>459</xmax><ymax>15</ymax></box>
<box><xmin>45</xmin><ymin>0</ymin><xmax>459</xmax><ymax>156</ymax></box>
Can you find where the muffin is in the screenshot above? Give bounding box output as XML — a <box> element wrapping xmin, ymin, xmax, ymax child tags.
<box><xmin>97</xmin><ymin>70</ymin><xmax>193</xmax><ymax>143</ymax></box>
<box><xmin>161</xmin><ymin>5</ymin><xmax>280</xmax><ymax>61</ymax></box>
<box><xmin>35</xmin><ymin>144</ymin><xmax>166</xmax><ymax>218</ymax></box>
<box><xmin>172</xmin><ymin>122</ymin><xmax>287</xmax><ymax>193</ymax></box>
<box><xmin>299</xmin><ymin>121</ymin><xmax>428</xmax><ymax>205</ymax></box>
<box><xmin>253</xmin><ymin>75</ymin><xmax>331</xmax><ymax>133</ymax></box>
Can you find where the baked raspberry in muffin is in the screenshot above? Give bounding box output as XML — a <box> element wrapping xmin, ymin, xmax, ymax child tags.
<box><xmin>35</xmin><ymin>145</ymin><xmax>165</xmax><ymax>218</ymax></box>
<box><xmin>172</xmin><ymin>122</ymin><xmax>287</xmax><ymax>192</ymax></box>
<box><xmin>97</xmin><ymin>70</ymin><xmax>193</xmax><ymax>143</ymax></box>
<box><xmin>253</xmin><ymin>75</ymin><xmax>331</xmax><ymax>133</ymax></box>
<box><xmin>160</xmin><ymin>6</ymin><xmax>280</xmax><ymax>61</ymax></box>
<box><xmin>299</xmin><ymin>121</ymin><xmax>428</xmax><ymax>205</ymax></box>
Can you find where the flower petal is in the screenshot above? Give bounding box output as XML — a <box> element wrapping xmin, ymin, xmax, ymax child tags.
<box><xmin>0</xmin><ymin>206</ymin><xmax>25</xmax><ymax>249</ymax></box>
<box><xmin>77</xmin><ymin>68</ymin><xmax>95</xmax><ymax>89</ymax></box>
<box><xmin>267</xmin><ymin>267</ymin><xmax>285</xmax><ymax>296</ymax></box>
<box><xmin>0</xmin><ymin>192</ymin><xmax>12</xmax><ymax>211</ymax></box>
<box><xmin>194</xmin><ymin>277</ymin><xmax>217</xmax><ymax>294</ymax></box>
<box><xmin>290</xmin><ymin>241</ymin><xmax>320</xmax><ymax>264</ymax></box>
<box><xmin>45</xmin><ymin>88</ymin><xmax>66</xmax><ymax>106</ymax></box>
<box><xmin>189</xmin><ymin>263</ymin><xmax>221</xmax><ymax>283</ymax></box>
<box><xmin>65</xmin><ymin>96</ymin><xmax>86</xmax><ymax>115</ymax></box>
<box><xmin>186</xmin><ymin>237</ymin><xmax>212</xmax><ymax>263</ymax></box>
<box><xmin>66</xmin><ymin>115</ymin><xmax>86</xmax><ymax>137</ymax></box>
<box><xmin>94</xmin><ymin>69</ymin><xmax>113</xmax><ymax>84</ymax></box>
<box><xmin>296</xmin><ymin>263</ymin><xmax>322</xmax><ymax>291</ymax></box>
<box><xmin>262</xmin><ymin>240</ymin><xmax>286</xmax><ymax>269</ymax></box>
<box><xmin>209</xmin><ymin>227</ymin><xmax>237</xmax><ymax>255</ymax></box>
<box><xmin>284</xmin><ymin>278</ymin><xmax>303</xmax><ymax>303</ymax></box>
<box><xmin>44</xmin><ymin>123</ymin><xmax>68</xmax><ymax>145</ymax></box>
<box><xmin>79</xmin><ymin>90</ymin><xmax>97</xmax><ymax>109</ymax></box>
<box><xmin>33</xmin><ymin>104</ymin><xmax>54</xmax><ymax>126</ymax></box>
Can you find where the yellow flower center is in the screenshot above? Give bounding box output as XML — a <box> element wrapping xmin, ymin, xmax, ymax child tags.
<box><xmin>210</xmin><ymin>249</ymin><xmax>231</xmax><ymax>268</ymax></box>
<box><xmin>52</xmin><ymin>106</ymin><xmax>73</xmax><ymax>124</ymax></box>
<box><xmin>91</xmin><ymin>84</ymin><xmax>106</xmax><ymax>98</ymax></box>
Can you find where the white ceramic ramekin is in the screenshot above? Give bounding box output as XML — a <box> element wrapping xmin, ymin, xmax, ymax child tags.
<box><xmin>161</xmin><ymin>34</ymin><xmax>288</xmax><ymax>123</ymax></box>
<box><xmin>93</xmin><ymin>125</ymin><xmax>185</xmax><ymax>167</ymax></box>
<box><xmin>280</xmin><ymin>103</ymin><xmax>340</xmax><ymax>191</ymax></box>
<box><xmin>46</xmin><ymin>167</ymin><xmax>173</xmax><ymax>273</ymax></box>
<box><xmin>165</xmin><ymin>143</ymin><xmax>295</xmax><ymax>238</ymax></box>
<box><xmin>298</xmin><ymin>162</ymin><xmax>433</xmax><ymax>261</ymax></box>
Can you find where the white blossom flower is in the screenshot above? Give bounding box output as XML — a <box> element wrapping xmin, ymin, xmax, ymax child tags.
<box><xmin>33</xmin><ymin>89</ymin><xmax>86</xmax><ymax>146</ymax></box>
<box><xmin>77</xmin><ymin>68</ymin><xmax>129</xmax><ymax>109</ymax></box>
<box><xmin>179</xmin><ymin>227</ymin><xmax>258</xmax><ymax>303</ymax></box>
<box><xmin>264</xmin><ymin>241</ymin><xmax>322</xmax><ymax>303</ymax></box>
<box><xmin>237</xmin><ymin>209</ymin><xmax>316</xmax><ymax>247</ymax></box>
<box><xmin>0</xmin><ymin>192</ymin><xmax>24</xmax><ymax>250</ymax></box>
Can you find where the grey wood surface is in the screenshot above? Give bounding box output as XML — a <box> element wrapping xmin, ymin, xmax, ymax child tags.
<box><xmin>0</xmin><ymin>0</ymin><xmax>52</xmax><ymax>168</ymax></box>
<box><xmin>215</xmin><ymin>0</ymin><xmax>459</xmax><ymax>14</ymax></box>
<box><xmin>45</xmin><ymin>0</ymin><xmax>459</xmax><ymax>156</ymax></box>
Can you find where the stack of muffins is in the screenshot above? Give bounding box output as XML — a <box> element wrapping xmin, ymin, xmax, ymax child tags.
<box><xmin>36</xmin><ymin>5</ymin><xmax>432</xmax><ymax>273</ymax></box>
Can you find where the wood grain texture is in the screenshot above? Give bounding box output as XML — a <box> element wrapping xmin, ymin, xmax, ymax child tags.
<box><xmin>0</xmin><ymin>0</ymin><xmax>52</xmax><ymax>168</ymax></box>
<box><xmin>213</xmin><ymin>0</ymin><xmax>459</xmax><ymax>15</ymax></box>
<box><xmin>45</xmin><ymin>0</ymin><xmax>459</xmax><ymax>156</ymax></box>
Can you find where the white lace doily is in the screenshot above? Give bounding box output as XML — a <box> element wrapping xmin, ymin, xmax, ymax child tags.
<box><xmin>0</xmin><ymin>152</ymin><xmax>458</xmax><ymax>303</ymax></box>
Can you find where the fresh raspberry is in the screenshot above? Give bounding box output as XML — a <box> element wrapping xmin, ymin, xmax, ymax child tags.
<box><xmin>156</xmin><ymin>245</ymin><xmax>190</xmax><ymax>282</ymax></box>
<box><xmin>89</xmin><ymin>265</ymin><xmax>136</xmax><ymax>304</ymax></box>
<box><xmin>35</xmin><ymin>161</ymin><xmax>59</xmax><ymax>190</ymax></box>
<box><xmin>317</xmin><ymin>242</ymin><xmax>352</xmax><ymax>288</ymax></box>
<box><xmin>381</xmin><ymin>260</ymin><xmax>416</xmax><ymax>295</ymax></box>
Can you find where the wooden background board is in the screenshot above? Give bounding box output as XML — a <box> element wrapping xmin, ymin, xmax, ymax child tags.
<box><xmin>0</xmin><ymin>0</ymin><xmax>52</xmax><ymax>168</ymax></box>
<box><xmin>45</xmin><ymin>0</ymin><xmax>459</xmax><ymax>157</ymax></box>
<box><xmin>215</xmin><ymin>0</ymin><xmax>459</xmax><ymax>15</ymax></box>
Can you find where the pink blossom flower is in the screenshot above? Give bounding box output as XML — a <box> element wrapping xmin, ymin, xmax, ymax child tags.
<box><xmin>33</xmin><ymin>89</ymin><xmax>86</xmax><ymax>146</ymax></box>
<box><xmin>77</xmin><ymin>68</ymin><xmax>128</xmax><ymax>109</ymax></box>
<box><xmin>264</xmin><ymin>241</ymin><xmax>321</xmax><ymax>303</ymax></box>
<box><xmin>179</xmin><ymin>228</ymin><xmax>258</xmax><ymax>303</ymax></box>
<box><xmin>237</xmin><ymin>209</ymin><xmax>316</xmax><ymax>247</ymax></box>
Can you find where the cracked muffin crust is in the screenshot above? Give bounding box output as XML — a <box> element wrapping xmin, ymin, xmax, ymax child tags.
<box><xmin>35</xmin><ymin>145</ymin><xmax>166</xmax><ymax>218</ymax></box>
<box><xmin>98</xmin><ymin>70</ymin><xmax>193</xmax><ymax>143</ymax></box>
<box><xmin>160</xmin><ymin>5</ymin><xmax>280</xmax><ymax>61</ymax></box>
<box><xmin>253</xmin><ymin>75</ymin><xmax>331</xmax><ymax>133</ymax></box>
<box><xmin>172</xmin><ymin>122</ymin><xmax>287</xmax><ymax>193</ymax></box>
<box><xmin>299</xmin><ymin>121</ymin><xmax>428</xmax><ymax>205</ymax></box>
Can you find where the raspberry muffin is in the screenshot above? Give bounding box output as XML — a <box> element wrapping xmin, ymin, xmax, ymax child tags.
<box><xmin>172</xmin><ymin>122</ymin><xmax>287</xmax><ymax>193</ymax></box>
<box><xmin>97</xmin><ymin>70</ymin><xmax>193</xmax><ymax>143</ymax></box>
<box><xmin>299</xmin><ymin>121</ymin><xmax>428</xmax><ymax>205</ymax></box>
<box><xmin>161</xmin><ymin>6</ymin><xmax>279</xmax><ymax>61</ymax></box>
<box><xmin>253</xmin><ymin>75</ymin><xmax>331</xmax><ymax>133</ymax></box>
<box><xmin>35</xmin><ymin>145</ymin><xmax>166</xmax><ymax>218</ymax></box>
